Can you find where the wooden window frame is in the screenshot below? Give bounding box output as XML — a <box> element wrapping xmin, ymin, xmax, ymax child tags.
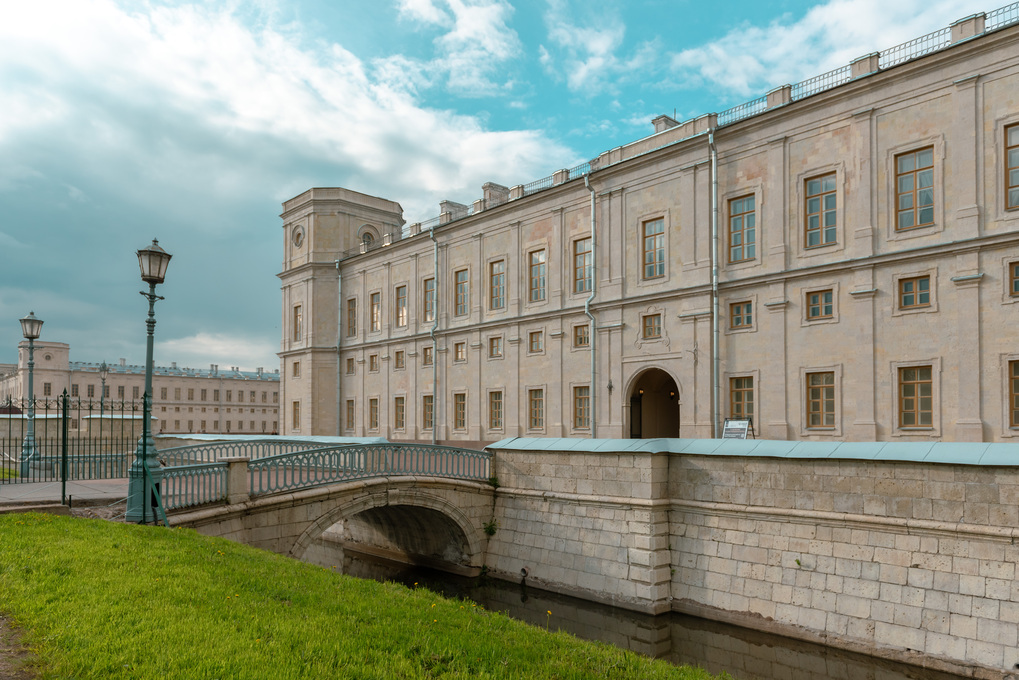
<box><xmin>573</xmin><ymin>385</ymin><xmax>590</xmax><ymax>430</ymax></box>
<box><xmin>1010</xmin><ymin>359</ymin><xmax>1019</xmax><ymax>429</ymax></box>
<box><xmin>454</xmin><ymin>342</ymin><xmax>466</xmax><ymax>362</ymax></box>
<box><xmin>346</xmin><ymin>357</ymin><xmax>355</xmax><ymax>375</ymax></box>
<box><xmin>573</xmin><ymin>237</ymin><xmax>592</xmax><ymax>294</ymax></box>
<box><xmin>729</xmin><ymin>301</ymin><xmax>753</xmax><ymax>329</ymax></box>
<box><xmin>899</xmin><ymin>276</ymin><xmax>931</xmax><ymax>310</ymax></box>
<box><xmin>393</xmin><ymin>396</ymin><xmax>405</xmax><ymax>430</ymax></box>
<box><xmin>453</xmin><ymin>392</ymin><xmax>466</xmax><ymax>430</ymax></box>
<box><xmin>345</xmin><ymin>399</ymin><xmax>354</xmax><ymax>430</ymax></box>
<box><xmin>898</xmin><ymin>365</ymin><xmax>933</xmax><ymax>429</ymax></box>
<box><xmin>1007</xmin><ymin>123</ymin><xmax>1019</xmax><ymax>211</ymax></box>
<box><xmin>489</xmin><ymin>260</ymin><xmax>506</xmax><ymax>310</ymax></box>
<box><xmin>573</xmin><ymin>324</ymin><xmax>590</xmax><ymax>348</ymax></box>
<box><xmin>292</xmin><ymin>304</ymin><xmax>303</xmax><ymax>342</ymax></box>
<box><xmin>806</xmin><ymin>289</ymin><xmax>834</xmax><ymax>320</ymax></box>
<box><xmin>488</xmin><ymin>336</ymin><xmax>503</xmax><ymax>358</ymax></box>
<box><xmin>729</xmin><ymin>376</ymin><xmax>754</xmax><ymax>420</ymax></box>
<box><xmin>528</xmin><ymin>250</ymin><xmax>547</xmax><ymax>302</ymax></box>
<box><xmin>728</xmin><ymin>195</ymin><xmax>756</xmax><ymax>263</ymax></box>
<box><xmin>423</xmin><ymin>278</ymin><xmax>436</xmax><ymax>323</ymax></box>
<box><xmin>895</xmin><ymin>147</ymin><xmax>935</xmax><ymax>231</ymax></box>
<box><xmin>489</xmin><ymin>391</ymin><xmax>503</xmax><ymax>430</ymax></box>
<box><xmin>804</xmin><ymin>173</ymin><xmax>837</xmax><ymax>248</ymax></box>
<box><xmin>454</xmin><ymin>269</ymin><xmax>469</xmax><ymax>316</ymax></box>
<box><xmin>805</xmin><ymin>371</ymin><xmax>836</xmax><ymax>429</ymax></box>
<box><xmin>642</xmin><ymin>313</ymin><xmax>662</xmax><ymax>339</ymax></box>
<box><xmin>395</xmin><ymin>285</ymin><xmax>408</xmax><ymax>328</ymax></box>
<box><xmin>394</xmin><ymin>350</ymin><xmax>405</xmax><ymax>369</ymax></box>
<box><xmin>422</xmin><ymin>346</ymin><xmax>433</xmax><ymax>366</ymax></box>
<box><xmin>422</xmin><ymin>394</ymin><xmax>433</xmax><ymax>430</ymax></box>
<box><xmin>642</xmin><ymin>218</ymin><xmax>665</xmax><ymax>280</ymax></box>
<box><xmin>346</xmin><ymin>298</ymin><xmax>357</xmax><ymax>337</ymax></box>
<box><xmin>369</xmin><ymin>292</ymin><xmax>381</xmax><ymax>332</ymax></box>
<box><xmin>528</xmin><ymin>388</ymin><xmax>544</xmax><ymax>430</ymax></box>
<box><xmin>528</xmin><ymin>330</ymin><xmax>544</xmax><ymax>353</ymax></box>
<box><xmin>368</xmin><ymin>398</ymin><xmax>379</xmax><ymax>431</ymax></box>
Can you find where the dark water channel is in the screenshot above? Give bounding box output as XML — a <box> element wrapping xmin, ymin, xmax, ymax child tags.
<box><xmin>340</xmin><ymin>550</ymin><xmax>969</xmax><ymax>680</ymax></box>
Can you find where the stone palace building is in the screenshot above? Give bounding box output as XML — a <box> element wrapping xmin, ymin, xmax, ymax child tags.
<box><xmin>0</xmin><ymin>342</ymin><xmax>280</xmax><ymax>436</ymax></box>
<box><xmin>279</xmin><ymin>7</ymin><xmax>1019</xmax><ymax>447</ymax></box>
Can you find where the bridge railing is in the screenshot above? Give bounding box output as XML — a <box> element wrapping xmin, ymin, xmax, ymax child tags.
<box><xmin>158</xmin><ymin>439</ymin><xmax>325</xmax><ymax>467</ymax></box>
<box><xmin>162</xmin><ymin>462</ymin><xmax>228</xmax><ymax>511</ymax></box>
<box><xmin>249</xmin><ymin>443</ymin><xmax>492</xmax><ymax>498</ymax></box>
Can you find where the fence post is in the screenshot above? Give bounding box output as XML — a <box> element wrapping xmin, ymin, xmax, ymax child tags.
<box><xmin>61</xmin><ymin>390</ymin><xmax>69</xmax><ymax>504</ymax></box>
<box><xmin>223</xmin><ymin>457</ymin><xmax>251</xmax><ymax>505</ymax></box>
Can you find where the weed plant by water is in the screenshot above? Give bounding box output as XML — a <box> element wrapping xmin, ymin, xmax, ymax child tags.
<box><xmin>0</xmin><ymin>514</ymin><xmax>725</xmax><ymax>679</ymax></box>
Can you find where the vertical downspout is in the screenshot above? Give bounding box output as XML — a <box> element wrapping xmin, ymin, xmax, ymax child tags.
<box><xmin>584</xmin><ymin>175</ymin><xmax>597</xmax><ymax>438</ymax></box>
<box><xmin>709</xmin><ymin>128</ymin><xmax>721</xmax><ymax>438</ymax></box>
<box><xmin>429</xmin><ymin>226</ymin><xmax>439</xmax><ymax>445</ymax></box>
<box><xmin>335</xmin><ymin>259</ymin><xmax>342</xmax><ymax>436</ymax></box>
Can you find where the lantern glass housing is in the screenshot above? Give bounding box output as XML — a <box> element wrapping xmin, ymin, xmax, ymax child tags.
<box><xmin>136</xmin><ymin>239</ymin><xmax>172</xmax><ymax>285</ymax></box>
<box><xmin>19</xmin><ymin>311</ymin><xmax>43</xmax><ymax>340</ymax></box>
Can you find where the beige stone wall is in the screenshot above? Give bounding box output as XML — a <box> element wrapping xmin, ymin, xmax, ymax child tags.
<box><xmin>287</xmin><ymin>20</ymin><xmax>1019</xmax><ymax>444</ymax></box>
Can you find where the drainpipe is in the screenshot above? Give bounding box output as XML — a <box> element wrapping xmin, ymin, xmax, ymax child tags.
<box><xmin>429</xmin><ymin>226</ymin><xmax>439</xmax><ymax>445</ymax></box>
<box><xmin>584</xmin><ymin>175</ymin><xmax>597</xmax><ymax>438</ymax></box>
<box><xmin>335</xmin><ymin>259</ymin><xmax>342</xmax><ymax>436</ymax></box>
<box><xmin>709</xmin><ymin>128</ymin><xmax>720</xmax><ymax>438</ymax></box>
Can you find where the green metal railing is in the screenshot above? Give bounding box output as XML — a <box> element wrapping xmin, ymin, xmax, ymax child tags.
<box><xmin>158</xmin><ymin>439</ymin><xmax>325</xmax><ymax>467</ymax></box>
<box><xmin>162</xmin><ymin>462</ymin><xmax>228</xmax><ymax>511</ymax></box>
<box><xmin>158</xmin><ymin>442</ymin><xmax>492</xmax><ymax>511</ymax></box>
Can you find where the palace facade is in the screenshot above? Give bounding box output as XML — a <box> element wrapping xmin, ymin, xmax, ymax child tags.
<box><xmin>279</xmin><ymin>8</ymin><xmax>1019</xmax><ymax>446</ymax></box>
<box><xmin>0</xmin><ymin>341</ymin><xmax>280</xmax><ymax>436</ymax></box>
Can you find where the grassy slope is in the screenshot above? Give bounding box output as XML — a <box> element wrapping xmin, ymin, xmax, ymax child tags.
<box><xmin>0</xmin><ymin>514</ymin><xmax>724</xmax><ymax>680</ymax></box>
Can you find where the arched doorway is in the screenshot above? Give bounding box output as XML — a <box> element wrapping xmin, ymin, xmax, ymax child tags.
<box><xmin>628</xmin><ymin>368</ymin><xmax>680</xmax><ymax>438</ymax></box>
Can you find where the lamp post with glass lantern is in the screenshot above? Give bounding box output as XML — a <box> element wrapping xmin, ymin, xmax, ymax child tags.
<box><xmin>19</xmin><ymin>312</ymin><xmax>43</xmax><ymax>478</ymax></box>
<box><xmin>126</xmin><ymin>239</ymin><xmax>172</xmax><ymax>523</ymax></box>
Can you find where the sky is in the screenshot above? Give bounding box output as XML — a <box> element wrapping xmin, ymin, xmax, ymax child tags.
<box><xmin>0</xmin><ymin>0</ymin><xmax>993</xmax><ymax>371</ymax></box>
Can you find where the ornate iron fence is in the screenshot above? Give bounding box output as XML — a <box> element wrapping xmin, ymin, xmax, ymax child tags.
<box><xmin>0</xmin><ymin>394</ymin><xmax>143</xmax><ymax>484</ymax></box>
<box><xmin>158</xmin><ymin>439</ymin><xmax>325</xmax><ymax>467</ymax></box>
<box><xmin>162</xmin><ymin>462</ymin><xmax>228</xmax><ymax>511</ymax></box>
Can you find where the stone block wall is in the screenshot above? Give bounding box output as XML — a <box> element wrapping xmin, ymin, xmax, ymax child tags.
<box><xmin>670</xmin><ymin>456</ymin><xmax>1019</xmax><ymax>677</ymax></box>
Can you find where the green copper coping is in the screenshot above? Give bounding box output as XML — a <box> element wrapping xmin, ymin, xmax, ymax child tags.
<box><xmin>485</xmin><ymin>438</ymin><xmax>1019</xmax><ymax>466</ymax></box>
<box><xmin>155</xmin><ymin>434</ymin><xmax>389</xmax><ymax>445</ymax></box>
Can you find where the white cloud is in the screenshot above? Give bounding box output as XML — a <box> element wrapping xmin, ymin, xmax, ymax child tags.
<box><xmin>159</xmin><ymin>332</ymin><xmax>278</xmax><ymax>372</ymax></box>
<box><xmin>398</xmin><ymin>0</ymin><xmax>452</xmax><ymax>26</ymax></box>
<box><xmin>667</xmin><ymin>0</ymin><xmax>985</xmax><ymax>99</ymax></box>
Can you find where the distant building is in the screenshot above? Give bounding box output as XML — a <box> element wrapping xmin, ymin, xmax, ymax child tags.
<box><xmin>279</xmin><ymin>8</ymin><xmax>1019</xmax><ymax>446</ymax></box>
<box><xmin>0</xmin><ymin>341</ymin><xmax>280</xmax><ymax>436</ymax></box>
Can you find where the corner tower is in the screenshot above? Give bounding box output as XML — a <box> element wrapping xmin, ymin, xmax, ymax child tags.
<box><xmin>278</xmin><ymin>188</ymin><xmax>404</xmax><ymax>435</ymax></box>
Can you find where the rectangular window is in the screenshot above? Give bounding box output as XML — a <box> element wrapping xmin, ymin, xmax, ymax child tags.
<box><xmin>528</xmin><ymin>330</ymin><xmax>543</xmax><ymax>353</ymax></box>
<box><xmin>642</xmin><ymin>218</ymin><xmax>665</xmax><ymax>279</ymax></box>
<box><xmin>489</xmin><ymin>336</ymin><xmax>503</xmax><ymax>358</ymax></box>
<box><xmin>573</xmin><ymin>386</ymin><xmax>590</xmax><ymax>429</ymax></box>
<box><xmin>528</xmin><ymin>389</ymin><xmax>544</xmax><ymax>429</ymax></box>
<box><xmin>453</xmin><ymin>392</ymin><xmax>466</xmax><ymax>430</ymax></box>
<box><xmin>293</xmin><ymin>304</ymin><xmax>303</xmax><ymax>341</ymax></box>
<box><xmin>423</xmin><ymin>278</ymin><xmax>436</xmax><ymax>322</ymax></box>
<box><xmin>88</xmin><ymin>384</ymin><xmax>96</xmax><ymax>398</ymax></box>
<box><xmin>214</xmin><ymin>389</ymin><xmax>220</xmax><ymax>401</ymax></box>
<box><xmin>119</xmin><ymin>385</ymin><xmax>126</xmax><ymax>399</ymax></box>
<box><xmin>454</xmin><ymin>342</ymin><xmax>466</xmax><ymax>362</ymax></box>
<box><xmin>423</xmin><ymin>346</ymin><xmax>433</xmax><ymax>366</ymax></box>
<box><xmin>346</xmin><ymin>357</ymin><xmax>355</xmax><ymax>375</ymax></box>
<box><xmin>293</xmin><ymin>361</ymin><xmax>301</xmax><ymax>378</ymax></box>
<box><xmin>201</xmin><ymin>420</ymin><xmax>206</xmax><ymax>431</ymax></box>
<box><xmin>159</xmin><ymin>387</ymin><xmax>166</xmax><ymax>399</ymax></box>
<box><xmin>805</xmin><ymin>174</ymin><xmax>837</xmax><ymax>248</ymax></box>
<box><xmin>43</xmin><ymin>382</ymin><xmax>51</xmax><ymax>397</ymax></box>
<box><xmin>642</xmin><ymin>313</ymin><xmax>662</xmax><ymax>339</ymax></box>
<box><xmin>395</xmin><ymin>350</ymin><xmax>405</xmax><ymax>369</ymax></box>
<box><xmin>573</xmin><ymin>238</ymin><xmax>592</xmax><ymax>293</ymax></box>
<box><xmin>369</xmin><ymin>398</ymin><xmax>379</xmax><ymax>430</ymax></box>
<box><xmin>346</xmin><ymin>399</ymin><xmax>355</xmax><ymax>430</ymax></box>
<box><xmin>806</xmin><ymin>289</ymin><xmax>834</xmax><ymax>320</ymax></box>
<box><xmin>237</xmin><ymin>391</ymin><xmax>243</xmax><ymax>403</ymax></box>
<box><xmin>489</xmin><ymin>391</ymin><xmax>503</xmax><ymax>429</ymax></box>
<box><xmin>806</xmin><ymin>372</ymin><xmax>835</xmax><ymax>428</ymax></box>
<box><xmin>250</xmin><ymin>391</ymin><xmax>255</xmax><ymax>402</ymax></box>
<box><xmin>104</xmin><ymin>385</ymin><xmax>110</xmax><ymax>398</ymax></box>
<box><xmin>899</xmin><ymin>276</ymin><xmax>930</xmax><ymax>309</ymax></box>
<box><xmin>728</xmin><ymin>195</ymin><xmax>756</xmax><ymax>263</ymax></box>
<box><xmin>173</xmin><ymin>388</ymin><xmax>180</xmax><ymax>400</ymax></box>
<box><xmin>346</xmin><ymin>298</ymin><xmax>357</xmax><ymax>337</ymax></box>
<box><xmin>573</xmin><ymin>324</ymin><xmax>590</xmax><ymax>348</ymax></box>
<box><xmin>899</xmin><ymin>366</ymin><xmax>933</xmax><ymax>428</ymax></box>
<box><xmin>896</xmin><ymin>148</ymin><xmax>935</xmax><ymax>230</ymax></box>
<box><xmin>201</xmin><ymin>389</ymin><xmax>207</xmax><ymax>401</ymax></box>
<box><xmin>370</xmin><ymin>292</ymin><xmax>381</xmax><ymax>332</ymax></box>
<box><xmin>1008</xmin><ymin>124</ymin><xmax>1019</xmax><ymax>210</ymax></box>
<box><xmin>1011</xmin><ymin>262</ymin><xmax>1019</xmax><ymax>297</ymax></box>
<box><xmin>292</xmin><ymin>401</ymin><xmax>300</xmax><ymax>430</ymax></box>
<box><xmin>489</xmin><ymin>260</ymin><xmax>506</xmax><ymax>310</ymax></box>
<box><xmin>395</xmin><ymin>285</ymin><xmax>408</xmax><ymax>327</ymax></box>
<box><xmin>1010</xmin><ymin>360</ymin><xmax>1019</xmax><ymax>427</ymax></box>
<box><xmin>369</xmin><ymin>354</ymin><xmax>379</xmax><ymax>372</ymax></box>
<box><xmin>529</xmin><ymin>250</ymin><xmax>546</xmax><ymax>302</ymax></box>
<box><xmin>730</xmin><ymin>301</ymin><xmax>753</xmax><ymax>329</ymax></box>
<box><xmin>71</xmin><ymin>384</ymin><xmax>79</xmax><ymax>397</ymax></box>
<box><xmin>422</xmin><ymin>395</ymin><xmax>434</xmax><ymax>430</ymax></box>
<box><xmin>730</xmin><ymin>377</ymin><xmax>754</xmax><ymax>419</ymax></box>
<box><xmin>133</xmin><ymin>386</ymin><xmax>140</xmax><ymax>399</ymax></box>
<box><xmin>394</xmin><ymin>396</ymin><xmax>405</xmax><ymax>430</ymax></box>
<box><xmin>455</xmin><ymin>269</ymin><xmax>469</xmax><ymax>316</ymax></box>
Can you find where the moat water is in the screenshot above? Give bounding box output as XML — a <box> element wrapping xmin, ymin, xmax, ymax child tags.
<box><xmin>334</xmin><ymin>548</ymin><xmax>969</xmax><ymax>680</ymax></box>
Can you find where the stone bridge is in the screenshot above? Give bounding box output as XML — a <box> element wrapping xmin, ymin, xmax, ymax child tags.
<box><xmin>167</xmin><ymin>436</ymin><xmax>1019</xmax><ymax>679</ymax></box>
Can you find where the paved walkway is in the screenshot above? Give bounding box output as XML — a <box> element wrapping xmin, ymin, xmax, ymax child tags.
<box><xmin>0</xmin><ymin>478</ymin><xmax>128</xmax><ymax>508</ymax></box>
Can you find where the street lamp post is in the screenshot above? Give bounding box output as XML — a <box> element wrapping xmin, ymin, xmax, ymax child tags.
<box><xmin>19</xmin><ymin>312</ymin><xmax>43</xmax><ymax>478</ymax></box>
<box><xmin>126</xmin><ymin>239</ymin><xmax>172</xmax><ymax>523</ymax></box>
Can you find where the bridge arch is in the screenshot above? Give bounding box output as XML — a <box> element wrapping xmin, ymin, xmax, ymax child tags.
<box><xmin>625</xmin><ymin>366</ymin><xmax>681</xmax><ymax>438</ymax></box>
<box><xmin>289</xmin><ymin>482</ymin><xmax>489</xmax><ymax>573</ymax></box>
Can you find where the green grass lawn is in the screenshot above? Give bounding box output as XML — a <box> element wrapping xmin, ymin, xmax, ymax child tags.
<box><xmin>0</xmin><ymin>467</ymin><xmax>17</xmax><ymax>479</ymax></box>
<box><xmin>0</xmin><ymin>514</ymin><xmax>726</xmax><ymax>680</ymax></box>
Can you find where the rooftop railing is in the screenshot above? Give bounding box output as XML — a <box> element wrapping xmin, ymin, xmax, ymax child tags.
<box><xmin>350</xmin><ymin>2</ymin><xmax>1018</xmax><ymax>247</ymax></box>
